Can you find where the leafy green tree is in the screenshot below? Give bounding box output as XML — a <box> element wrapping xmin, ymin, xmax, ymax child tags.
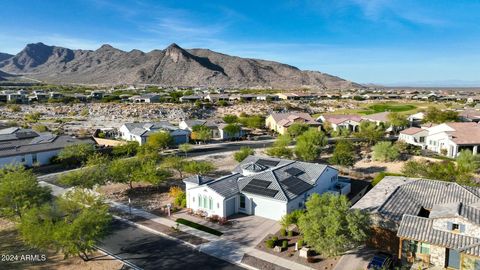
<box><xmin>387</xmin><ymin>112</ymin><xmax>408</xmax><ymax>134</ymax></box>
<box><xmin>223</xmin><ymin>114</ymin><xmax>239</xmax><ymax>124</ymax></box>
<box><xmin>239</xmin><ymin>114</ymin><xmax>265</xmax><ymax>129</ymax></box>
<box><xmin>372</xmin><ymin>141</ymin><xmax>400</xmax><ymax>162</ymax></box>
<box><xmin>57</xmin><ymin>143</ymin><xmax>95</xmax><ymax>165</ymax></box>
<box><xmin>223</xmin><ymin>123</ymin><xmax>242</xmax><ymax>139</ymax></box>
<box><xmin>331</xmin><ymin>127</ymin><xmax>351</xmax><ymax>138</ymax></box>
<box><xmin>266</xmin><ymin>134</ymin><xmax>293</xmax><ymax>158</ymax></box>
<box><xmin>287</xmin><ymin>123</ymin><xmax>310</xmax><ymax>138</ymax></box>
<box><xmin>161</xmin><ymin>156</ymin><xmax>187</xmax><ymax>178</ymax></box>
<box><xmin>402</xmin><ymin>160</ymin><xmax>461</xmax><ymax>183</ymax></box>
<box><xmin>146</xmin><ymin>131</ymin><xmax>173</xmax><ymax>151</ymax></box>
<box><xmin>183</xmin><ymin>161</ymin><xmax>215</xmax><ymax>175</ymax></box>
<box><xmin>294</xmin><ymin>129</ymin><xmax>327</xmax><ymax>161</ymax></box>
<box><xmin>178</xmin><ymin>143</ymin><xmax>193</xmax><ymax>157</ymax></box>
<box><xmin>234</xmin><ymin>147</ymin><xmax>254</xmax><ymax>162</ymax></box>
<box><xmin>0</xmin><ymin>165</ymin><xmax>51</xmax><ymax>218</ymax></box>
<box><xmin>191</xmin><ymin>125</ymin><xmax>212</xmax><ymax>142</ymax></box>
<box><xmin>298</xmin><ymin>193</ymin><xmax>370</xmax><ymax>257</ymax></box>
<box><xmin>19</xmin><ymin>189</ymin><xmax>112</xmax><ymax>261</ymax></box>
<box><xmin>424</xmin><ymin>107</ymin><xmax>459</xmax><ymax>123</ymax></box>
<box><xmin>112</xmin><ymin>141</ymin><xmax>139</xmax><ymax>157</ymax></box>
<box><xmin>354</xmin><ymin>121</ymin><xmax>384</xmax><ymax>145</ymax></box>
<box><xmin>329</xmin><ymin>140</ymin><xmax>356</xmax><ymax>167</ymax></box>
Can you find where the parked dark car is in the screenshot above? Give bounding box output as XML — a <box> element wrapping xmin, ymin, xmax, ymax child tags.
<box><xmin>366</xmin><ymin>252</ymin><xmax>393</xmax><ymax>269</ymax></box>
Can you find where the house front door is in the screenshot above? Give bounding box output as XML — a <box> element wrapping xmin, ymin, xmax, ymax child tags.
<box><xmin>446</xmin><ymin>248</ymin><xmax>460</xmax><ymax>269</ymax></box>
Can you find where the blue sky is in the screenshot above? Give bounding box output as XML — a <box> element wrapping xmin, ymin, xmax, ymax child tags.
<box><xmin>1</xmin><ymin>0</ymin><xmax>480</xmax><ymax>85</ymax></box>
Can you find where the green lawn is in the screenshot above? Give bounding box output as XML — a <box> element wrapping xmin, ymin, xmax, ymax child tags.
<box><xmin>176</xmin><ymin>218</ymin><xmax>223</xmax><ymax>236</ymax></box>
<box><xmin>361</xmin><ymin>104</ymin><xmax>417</xmax><ymax>114</ymax></box>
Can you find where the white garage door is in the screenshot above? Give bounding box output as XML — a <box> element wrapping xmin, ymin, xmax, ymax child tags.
<box><xmin>250</xmin><ymin>196</ymin><xmax>286</xmax><ymax>220</ymax></box>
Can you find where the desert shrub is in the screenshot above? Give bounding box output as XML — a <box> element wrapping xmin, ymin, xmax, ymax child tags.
<box><xmin>282</xmin><ymin>240</ymin><xmax>288</xmax><ymax>249</ymax></box>
<box><xmin>169</xmin><ymin>186</ymin><xmax>183</xmax><ymax>198</ymax></box>
<box><xmin>280</xmin><ymin>228</ymin><xmax>287</xmax><ymax>237</ymax></box>
<box><xmin>288</xmin><ymin>230</ymin><xmax>294</xmax><ymax>237</ymax></box>
<box><xmin>265</xmin><ymin>239</ymin><xmax>275</xmax><ymax>249</ymax></box>
<box><xmin>272</xmin><ymin>236</ymin><xmax>278</xmax><ymax>242</ymax></box>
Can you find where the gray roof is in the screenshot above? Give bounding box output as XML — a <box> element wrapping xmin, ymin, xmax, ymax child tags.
<box><xmin>0</xmin><ymin>127</ymin><xmax>38</xmax><ymax>142</ymax></box>
<box><xmin>377</xmin><ymin>179</ymin><xmax>480</xmax><ymax>223</ymax></box>
<box><xmin>207</xmin><ymin>173</ymin><xmax>242</xmax><ymax>198</ymax></box>
<box><xmin>183</xmin><ymin>175</ymin><xmax>214</xmax><ymax>185</ymax></box>
<box><xmin>123</xmin><ymin>122</ymin><xmax>182</xmax><ymax>137</ymax></box>
<box><xmin>398</xmin><ymin>215</ymin><xmax>480</xmax><ymax>257</ymax></box>
<box><xmin>0</xmin><ymin>133</ymin><xmax>94</xmax><ymax>158</ymax></box>
<box><xmin>182</xmin><ymin>120</ymin><xmax>219</xmax><ymax>129</ymax></box>
<box><xmin>236</xmin><ymin>156</ymin><xmax>331</xmax><ymax>201</ymax></box>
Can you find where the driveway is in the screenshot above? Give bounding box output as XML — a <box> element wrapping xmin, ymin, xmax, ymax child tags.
<box><xmin>334</xmin><ymin>246</ymin><xmax>376</xmax><ymax>270</ymax></box>
<box><xmin>98</xmin><ymin>219</ymin><xmax>244</xmax><ymax>270</ymax></box>
<box><xmin>174</xmin><ymin>212</ymin><xmax>280</xmax><ymax>264</ymax></box>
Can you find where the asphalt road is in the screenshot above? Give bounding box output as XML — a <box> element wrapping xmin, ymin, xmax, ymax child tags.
<box><xmin>97</xmin><ymin>219</ymin><xmax>244</xmax><ymax>270</ymax></box>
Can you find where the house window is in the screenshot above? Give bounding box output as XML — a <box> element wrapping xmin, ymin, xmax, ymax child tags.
<box><xmin>209</xmin><ymin>197</ymin><xmax>213</xmax><ymax>210</ymax></box>
<box><xmin>419</xmin><ymin>137</ymin><xmax>425</xmax><ymax>143</ymax></box>
<box><xmin>203</xmin><ymin>196</ymin><xmax>208</xmax><ymax>209</ymax></box>
<box><xmin>32</xmin><ymin>153</ymin><xmax>37</xmax><ymax>164</ymax></box>
<box><xmin>21</xmin><ymin>156</ymin><xmax>26</xmax><ymax>163</ymax></box>
<box><xmin>240</xmin><ymin>195</ymin><xmax>246</xmax><ymax>209</ymax></box>
<box><xmin>419</xmin><ymin>243</ymin><xmax>430</xmax><ymax>254</ymax></box>
<box><xmin>448</xmin><ymin>222</ymin><xmax>465</xmax><ymax>233</ymax></box>
<box><xmin>217</xmin><ymin>202</ymin><xmax>220</xmax><ymax>209</ymax></box>
<box><xmin>198</xmin><ymin>195</ymin><xmax>202</xmax><ymax>207</ymax></box>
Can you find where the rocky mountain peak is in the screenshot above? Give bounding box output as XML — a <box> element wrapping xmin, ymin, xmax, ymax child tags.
<box><xmin>164</xmin><ymin>43</ymin><xmax>189</xmax><ymax>63</ymax></box>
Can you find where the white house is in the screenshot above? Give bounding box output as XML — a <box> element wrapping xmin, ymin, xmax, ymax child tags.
<box><xmin>317</xmin><ymin>114</ymin><xmax>362</xmax><ymax>132</ymax></box>
<box><xmin>0</xmin><ymin>127</ymin><xmax>94</xmax><ymax>168</ymax></box>
<box><xmin>407</xmin><ymin>112</ymin><xmax>425</xmax><ymax>126</ymax></box>
<box><xmin>119</xmin><ymin>122</ymin><xmax>190</xmax><ymax>146</ymax></box>
<box><xmin>399</xmin><ymin>122</ymin><xmax>480</xmax><ymax>157</ymax></box>
<box><xmin>183</xmin><ymin>156</ymin><xmax>349</xmax><ymax>220</ymax></box>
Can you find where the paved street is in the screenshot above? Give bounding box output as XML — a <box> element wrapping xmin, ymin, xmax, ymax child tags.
<box><xmin>98</xmin><ymin>219</ymin><xmax>244</xmax><ymax>270</ymax></box>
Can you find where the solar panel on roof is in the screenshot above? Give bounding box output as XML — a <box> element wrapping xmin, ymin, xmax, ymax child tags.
<box><xmin>242</xmin><ymin>184</ymin><xmax>278</xmax><ymax>198</ymax></box>
<box><xmin>256</xmin><ymin>159</ymin><xmax>280</xmax><ymax>167</ymax></box>
<box><xmin>286</xmin><ymin>183</ymin><xmax>312</xmax><ymax>195</ymax></box>
<box><xmin>249</xmin><ymin>179</ymin><xmax>271</xmax><ymax>188</ymax></box>
<box><xmin>285</xmin><ymin>167</ymin><xmax>304</xmax><ymax>176</ymax></box>
<box><xmin>281</xmin><ymin>176</ymin><xmax>313</xmax><ymax>195</ymax></box>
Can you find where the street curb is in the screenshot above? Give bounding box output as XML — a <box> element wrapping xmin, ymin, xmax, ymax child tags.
<box><xmin>95</xmin><ymin>245</ymin><xmax>143</xmax><ymax>270</ymax></box>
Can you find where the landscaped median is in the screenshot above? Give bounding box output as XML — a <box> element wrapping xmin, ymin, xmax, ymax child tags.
<box><xmin>176</xmin><ymin>218</ymin><xmax>223</xmax><ymax>236</ymax></box>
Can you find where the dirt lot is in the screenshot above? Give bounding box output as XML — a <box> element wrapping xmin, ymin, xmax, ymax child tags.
<box><xmin>0</xmin><ymin>218</ymin><xmax>123</xmax><ymax>270</ymax></box>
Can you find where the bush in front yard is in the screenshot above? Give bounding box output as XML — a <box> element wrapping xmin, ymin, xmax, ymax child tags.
<box><xmin>282</xmin><ymin>240</ymin><xmax>288</xmax><ymax>249</ymax></box>
<box><xmin>280</xmin><ymin>228</ymin><xmax>287</xmax><ymax>236</ymax></box>
<box><xmin>297</xmin><ymin>238</ymin><xmax>304</xmax><ymax>247</ymax></box>
<box><xmin>288</xmin><ymin>230</ymin><xmax>294</xmax><ymax>237</ymax></box>
<box><xmin>265</xmin><ymin>239</ymin><xmax>275</xmax><ymax>249</ymax></box>
<box><xmin>272</xmin><ymin>236</ymin><xmax>278</xmax><ymax>242</ymax></box>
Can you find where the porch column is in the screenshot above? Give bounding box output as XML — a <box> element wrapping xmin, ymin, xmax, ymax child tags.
<box><xmin>473</xmin><ymin>145</ymin><xmax>478</xmax><ymax>155</ymax></box>
<box><xmin>398</xmin><ymin>238</ymin><xmax>403</xmax><ymax>260</ymax></box>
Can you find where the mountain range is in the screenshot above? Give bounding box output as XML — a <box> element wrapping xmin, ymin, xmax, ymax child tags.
<box><xmin>0</xmin><ymin>42</ymin><xmax>361</xmax><ymax>89</ymax></box>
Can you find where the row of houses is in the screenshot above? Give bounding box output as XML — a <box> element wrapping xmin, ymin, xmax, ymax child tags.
<box><xmin>0</xmin><ymin>89</ymin><xmax>107</xmax><ymax>103</ymax></box>
<box><xmin>115</xmin><ymin>119</ymin><xmax>247</xmax><ymax>146</ymax></box>
<box><xmin>265</xmin><ymin>111</ymin><xmax>396</xmax><ymax>135</ymax></box>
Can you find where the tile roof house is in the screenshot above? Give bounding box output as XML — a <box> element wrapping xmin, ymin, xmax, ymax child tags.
<box><xmin>398</xmin><ymin>122</ymin><xmax>480</xmax><ymax>157</ymax></box>
<box><xmin>119</xmin><ymin>122</ymin><xmax>190</xmax><ymax>146</ymax></box>
<box><xmin>179</xmin><ymin>119</ymin><xmax>221</xmax><ymax>139</ymax></box>
<box><xmin>459</xmin><ymin>109</ymin><xmax>480</xmax><ymax>123</ymax></box>
<box><xmin>265</xmin><ymin>112</ymin><xmax>319</xmax><ymax>135</ymax></box>
<box><xmin>0</xmin><ymin>127</ymin><xmax>94</xmax><ymax>168</ymax></box>
<box><xmin>352</xmin><ymin>176</ymin><xmax>480</xmax><ymax>269</ymax></box>
<box><xmin>183</xmin><ymin>156</ymin><xmax>347</xmax><ymax>220</ymax></box>
<box><xmin>317</xmin><ymin>114</ymin><xmax>362</xmax><ymax>132</ymax></box>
